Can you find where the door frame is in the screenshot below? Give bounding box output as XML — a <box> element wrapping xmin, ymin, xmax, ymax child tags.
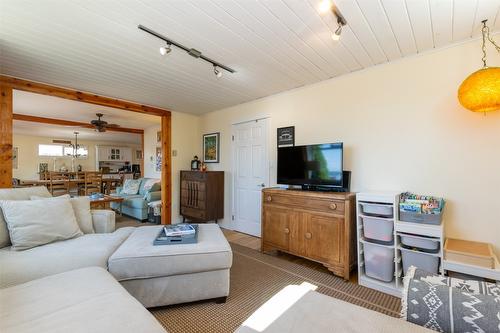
<box><xmin>230</xmin><ymin>116</ymin><xmax>271</xmax><ymax>233</ymax></box>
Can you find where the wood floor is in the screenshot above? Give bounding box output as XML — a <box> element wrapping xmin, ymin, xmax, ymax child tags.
<box><xmin>115</xmin><ymin>217</ymin><xmax>357</xmax><ymax>283</ymax></box>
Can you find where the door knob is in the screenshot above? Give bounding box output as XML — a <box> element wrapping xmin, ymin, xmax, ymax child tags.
<box><xmin>260</xmin><ymin>183</ymin><xmax>266</xmax><ymax>187</ymax></box>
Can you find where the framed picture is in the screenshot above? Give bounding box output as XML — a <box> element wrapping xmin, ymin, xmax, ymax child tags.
<box><xmin>39</xmin><ymin>162</ymin><xmax>48</xmax><ymax>174</ymax></box>
<box><xmin>12</xmin><ymin>147</ymin><xmax>18</xmax><ymax>169</ymax></box>
<box><xmin>203</xmin><ymin>132</ymin><xmax>220</xmax><ymax>163</ymax></box>
<box><xmin>156</xmin><ymin>131</ymin><xmax>162</xmax><ymax>144</ymax></box>
<box><xmin>135</xmin><ymin>149</ymin><xmax>143</xmax><ymax>160</ymax></box>
<box><xmin>277</xmin><ymin>126</ymin><xmax>295</xmax><ymax>148</ymax></box>
<box><xmin>155</xmin><ymin>147</ymin><xmax>162</xmax><ymax>172</ymax></box>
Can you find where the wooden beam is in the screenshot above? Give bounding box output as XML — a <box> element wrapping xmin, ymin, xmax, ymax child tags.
<box><xmin>1</xmin><ymin>75</ymin><xmax>171</xmax><ymax>117</ymax></box>
<box><xmin>161</xmin><ymin>114</ymin><xmax>172</xmax><ymax>225</ymax></box>
<box><xmin>0</xmin><ymin>84</ymin><xmax>13</xmax><ymax>188</ymax></box>
<box><xmin>13</xmin><ymin>114</ymin><xmax>144</xmax><ymax>134</ymax></box>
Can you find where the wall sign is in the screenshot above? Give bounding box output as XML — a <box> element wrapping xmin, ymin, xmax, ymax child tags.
<box><xmin>277</xmin><ymin>126</ymin><xmax>295</xmax><ymax>148</ymax></box>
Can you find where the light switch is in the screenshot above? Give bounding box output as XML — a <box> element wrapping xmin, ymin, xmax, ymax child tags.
<box><xmin>172</xmin><ymin>149</ymin><xmax>178</xmax><ymax>157</ymax></box>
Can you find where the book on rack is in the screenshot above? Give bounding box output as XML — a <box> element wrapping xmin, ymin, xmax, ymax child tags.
<box><xmin>164</xmin><ymin>224</ymin><xmax>196</xmax><ymax>237</ymax></box>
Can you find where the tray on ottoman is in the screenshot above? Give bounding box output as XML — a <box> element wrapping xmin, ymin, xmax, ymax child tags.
<box><xmin>153</xmin><ymin>224</ymin><xmax>198</xmax><ymax>245</ymax></box>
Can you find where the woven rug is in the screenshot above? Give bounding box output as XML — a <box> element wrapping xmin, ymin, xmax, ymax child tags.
<box><xmin>151</xmin><ymin>243</ymin><xmax>401</xmax><ymax>333</ymax></box>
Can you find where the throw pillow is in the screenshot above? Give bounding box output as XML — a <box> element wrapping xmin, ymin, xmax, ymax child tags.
<box><xmin>142</xmin><ymin>178</ymin><xmax>159</xmax><ymax>192</ymax></box>
<box><xmin>30</xmin><ymin>195</ymin><xmax>95</xmax><ymax>234</ymax></box>
<box><xmin>402</xmin><ymin>266</ymin><xmax>500</xmax><ymax>332</ymax></box>
<box><xmin>122</xmin><ymin>179</ymin><xmax>141</xmax><ymax>195</ymax></box>
<box><xmin>0</xmin><ymin>199</ymin><xmax>83</xmax><ymax>251</ymax></box>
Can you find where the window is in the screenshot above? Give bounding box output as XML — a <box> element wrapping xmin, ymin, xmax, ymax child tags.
<box><xmin>38</xmin><ymin>144</ymin><xmax>63</xmax><ymax>157</ymax></box>
<box><xmin>38</xmin><ymin>144</ymin><xmax>88</xmax><ymax>158</ymax></box>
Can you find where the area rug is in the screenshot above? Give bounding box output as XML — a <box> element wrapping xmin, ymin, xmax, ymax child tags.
<box><xmin>151</xmin><ymin>243</ymin><xmax>401</xmax><ymax>333</ymax></box>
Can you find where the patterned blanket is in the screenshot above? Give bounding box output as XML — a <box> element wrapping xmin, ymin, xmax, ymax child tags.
<box><xmin>402</xmin><ymin>266</ymin><xmax>500</xmax><ymax>332</ymax></box>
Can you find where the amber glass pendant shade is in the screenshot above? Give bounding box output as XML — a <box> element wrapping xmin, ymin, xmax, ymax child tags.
<box><xmin>458</xmin><ymin>67</ymin><xmax>500</xmax><ymax>112</ymax></box>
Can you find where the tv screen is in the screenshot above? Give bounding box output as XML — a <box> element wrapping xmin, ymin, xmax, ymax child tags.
<box><xmin>277</xmin><ymin>143</ymin><xmax>343</xmax><ymax>187</ymax></box>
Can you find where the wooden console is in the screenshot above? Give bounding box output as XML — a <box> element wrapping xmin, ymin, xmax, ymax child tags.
<box><xmin>261</xmin><ymin>188</ymin><xmax>356</xmax><ymax>280</ymax></box>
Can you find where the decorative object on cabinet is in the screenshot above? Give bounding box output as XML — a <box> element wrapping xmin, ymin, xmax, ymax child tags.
<box><xmin>261</xmin><ymin>188</ymin><xmax>356</xmax><ymax>280</ymax></box>
<box><xmin>277</xmin><ymin>126</ymin><xmax>295</xmax><ymax>148</ymax></box>
<box><xmin>155</xmin><ymin>147</ymin><xmax>162</xmax><ymax>172</ymax></box>
<box><xmin>356</xmin><ymin>192</ymin><xmax>444</xmax><ymax>298</ymax></box>
<box><xmin>203</xmin><ymin>133</ymin><xmax>220</xmax><ymax>163</ymax></box>
<box><xmin>458</xmin><ymin>20</ymin><xmax>500</xmax><ymax>113</ymax></box>
<box><xmin>190</xmin><ymin>156</ymin><xmax>200</xmax><ymax>170</ymax></box>
<box><xmin>180</xmin><ymin>171</ymin><xmax>224</xmax><ymax>222</ymax></box>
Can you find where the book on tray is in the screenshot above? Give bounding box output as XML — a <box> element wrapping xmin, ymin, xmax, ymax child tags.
<box><xmin>164</xmin><ymin>224</ymin><xmax>195</xmax><ymax>237</ymax></box>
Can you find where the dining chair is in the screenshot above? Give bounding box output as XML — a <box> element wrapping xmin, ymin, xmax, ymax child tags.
<box><xmin>84</xmin><ymin>171</ymin><xmax>103</xmax><ymax>195</ymax></box>
<box><xmin>49</xmin><ymin>172</ymin><xmax>70</xmax><ymax>196</ymax></box>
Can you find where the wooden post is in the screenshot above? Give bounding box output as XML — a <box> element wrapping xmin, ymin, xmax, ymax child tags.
<box><xmin>0</xmin><ymin>85</ymin><xmax>13</xmax><ymax>188</ymax></box>
<box><xmin>161</xmin><ymin>115</ymin><xmax>172</xmax><ymax>224</ymax></box>
<box><xmin>140</xmin><ymin>133</ymin><xmax>145</xmax><ymax>177</ymax></box>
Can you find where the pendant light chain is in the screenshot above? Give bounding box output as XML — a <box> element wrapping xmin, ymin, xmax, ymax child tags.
<box><xmin>481</xmin><ymin>20</ymin><xmax>500</xmax><ymax>68</ymax></box>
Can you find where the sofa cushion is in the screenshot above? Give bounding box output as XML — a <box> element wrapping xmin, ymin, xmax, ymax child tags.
<box><xmin>236</xmin><ymin>284</ymin><xmax>430</xmax><ymax>333</ymax></box>
<box><xmin>0</xmin><ymin>227</ymin><xmax>134</xmax><ymax>288</ymax></box>
<box><xmin>122</xmin><ymin>179</ymin><xmax>141</xmax><ymax>195</ymax></box>
<box><xmin>123</xmin><ymin>196</ymin><xmax>148</xmax><ymax>209</ymax></box>
<box><xmin>0</xmin><ymin>267</ymin><xmax>166</xmax><ymax>333</ymax></box>
<box><xmin>108</xmin><ymin>224</ymin><xmax>232</xmax><ymax>281</ymax></box>
<box><xmin>31</xmin><ymin>195</ymin><xmax>95</xmax><ymax>234</ymax></box>
<box><xmin>0</xmin><ymin>199</ymin><xmax>83</xmax><ymax>251</ymax></box>
<box><xmin>0</xmin><ymin>187</ymin><xmax>51</xmax><ymax>248</ymax></box>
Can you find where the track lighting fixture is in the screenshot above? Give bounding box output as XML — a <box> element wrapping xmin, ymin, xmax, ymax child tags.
<box><xmin>139</xmin><ymin>25</ymin><xmax>236</xmax><ymax>78</ymax></box>
<box><xmin>318</xmin><ymin>1</ymin><xmax>347</xmax><ymax>42</ymax></box>
<box><xmin>159</xmin><ymin>43</ymin><xmax>172</xmax><ymax>56</ymax></box>
<box><xmin>213</xmin><ymin>66</ymin><xmax>223</xmax><ymax>78</ymax></box>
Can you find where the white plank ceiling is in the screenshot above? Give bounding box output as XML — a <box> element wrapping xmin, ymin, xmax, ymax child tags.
<box><xmin>1</xmin><ymin>0</ymin><xmax>499</xmax><ymax>115</ymax></box>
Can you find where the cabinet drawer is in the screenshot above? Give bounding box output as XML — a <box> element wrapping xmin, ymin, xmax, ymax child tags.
<box><xmin>263</xmin><ymin>193</ymin><xmax>345</xmax><ymax>214</ymax></box>
<box><xmin>180</xmin><ymin>207</ymin><xmax>206</xmax><ymax>220</ymax></box>
<box><xmin>181</xmin><ymin>172</ymin><xmax>207</xmax><ymax>181</ymax></box>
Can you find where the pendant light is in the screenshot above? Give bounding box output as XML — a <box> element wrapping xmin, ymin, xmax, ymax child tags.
<box><xmin>457</xmin><ymin>20</ymin><xmax>500</xmax><ymax>113</ymax></box>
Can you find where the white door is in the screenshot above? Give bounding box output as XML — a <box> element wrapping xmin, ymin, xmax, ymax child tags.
<box><xmin>232</xmin><ymin>118</ymin><xmax>269</xmax><ymax>237</ymax></box>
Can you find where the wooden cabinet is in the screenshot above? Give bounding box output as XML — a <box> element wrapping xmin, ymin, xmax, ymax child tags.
<box><xmin>262</xmin><ymin>188</ymin><xmax>356</xmax><ymax>280</ymax></box>
<box><xmin>180</xmin><ymin>171</ymin><xmax>224</xmax><ymax>222</ymax></box>
<box><xmin>96</xmin><ymin>146</ymin><xmax>132</xmax><ymax>162</ymax></box>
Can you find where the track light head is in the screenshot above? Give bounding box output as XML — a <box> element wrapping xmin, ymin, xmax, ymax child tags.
<box><xmin>318</xmin><ymin>0</ymin><xmax>332</xmax><ymax>14</ymax></box>
<box><xmin>332</xmin><ymin>25</ymin><xmax>342</xmax><ymax>41</ymax></box>
<box><xmin>159</xmin><ymin>43</ymin><xmax>172</xmax><ymax>56</ymax></box>
<box><xmin>214</xmin><ymin>66</ymin><xmax>223</xmax><ymax>78</ymax></box>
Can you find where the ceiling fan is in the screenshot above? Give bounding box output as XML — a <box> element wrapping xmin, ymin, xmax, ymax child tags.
<box><xmin>90</xmin><ymin>113</ymin><xmax>120</xmax><ymax>132</ymax></box>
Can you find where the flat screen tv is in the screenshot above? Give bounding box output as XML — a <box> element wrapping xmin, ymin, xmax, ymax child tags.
<box><xmin>277</xmin><ymin>143</ymin><xmax>343</xmax><ymax>189</ymax></box>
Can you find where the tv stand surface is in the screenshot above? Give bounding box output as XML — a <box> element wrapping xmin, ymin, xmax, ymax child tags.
<box><xmin>261</xmin><ymin>188</ymin><xmax>356</xmax><ymax>280</ymax></box>
<box><xmin>300</xmin><ymin>185</ymin><xmax>347</xmax><ymax>192</ymax></box>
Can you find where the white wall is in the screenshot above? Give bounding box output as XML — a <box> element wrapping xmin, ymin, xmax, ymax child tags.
<box><xmin>13</xmin><ymin>133</ymin><xmax>141</xmax><ymax>179</ymax></box>
<box><xmin>199</xmin><ymin>38</ymin><xmax>500</xmax><ymax>256</ymax></box>
<box><xmin>144</xmin><ymin>112</ymin><xmax>201</xmax><ymax>223</ymax></box>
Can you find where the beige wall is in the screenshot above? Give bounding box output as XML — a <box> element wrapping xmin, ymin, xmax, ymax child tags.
<box><xmin>13</xmin><ymin>134</ymin><xmax>141</xmax><ymax>180</ymax></box>
<box><xmin>199</xmin><ymin>38</ymin><xmax>500</xmax><ymax>255</ymax></box>
<box><xmin>144</xmin><ymin>112</ymin><xmax>201</xmax><ymax>223</ymax></box>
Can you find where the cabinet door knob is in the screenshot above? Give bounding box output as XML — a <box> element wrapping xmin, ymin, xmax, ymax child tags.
<box><xmin>284</xmin><ymin>228</ymin><xmax>290</xmax><ymax>234</ymax></box>
<box><xmin>329</xmin><ymin>202</ymin><xmax>337</xmax><ymax>210</ymax></box>
<box><xmin>266</xmin><ymin>195</ymin><xmax>272</xmax><ymax>202</ymax></box>
<box><xmin>305</xmin><ymin>232</ymin><xmax>312</xmax><ymax>239</ymax></box>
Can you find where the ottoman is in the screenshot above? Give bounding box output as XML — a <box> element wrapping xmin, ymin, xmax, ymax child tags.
<box><xmin>108</xmin><ymin>224</ymin><xmax>232</xmax><ymax>308</ymax></box>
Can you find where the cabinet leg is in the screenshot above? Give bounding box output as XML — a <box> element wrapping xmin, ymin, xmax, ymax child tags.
<box><xmin>215</xmin><ymin>296</ymin><xmax>227</xmax><ymax>304</ymax></box>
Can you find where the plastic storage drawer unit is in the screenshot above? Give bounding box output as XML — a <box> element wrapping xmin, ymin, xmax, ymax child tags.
<box><xmin>359</xmin><ymin>202</ymin><xmax>393</xmax><ymax>217</ymax></box>
<box><xmin>400</xmin><ymin>234</ymin><xmax>439</xmax><ymax>252</ymax></box>
<box><xmin>362</xmin><ymin>240</ymin><xmax>395</xmax><ymax>282</ymax></box>
<box><xmin>361</xmin><ymin>216</ymin><xmax>394</xmax><ymax>244</ymax></box>
<box><xmin>401</xmin><ymin>247</ymin><xmax>439</xmax><ymax>275</ymax></box>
